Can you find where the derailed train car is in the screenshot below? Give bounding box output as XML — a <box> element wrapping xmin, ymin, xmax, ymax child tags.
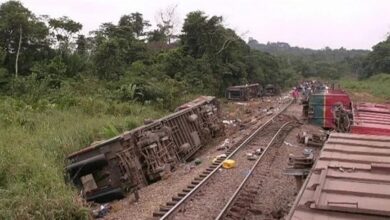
<box><xmin>225</xmin><ymin>83</ymin><xmax>262</xmax><ymax>101</ymax></box>
<box><xmin>306</xmin><ymin>89</ymin><xmax>352</xmax><ymax>129</ymax></box>
<box><xmin>305</xmin><ymin>88</ymin><xmax>390</xmax><ymax>135</ymax></box>
<box><xmin>66</xmin><ymin>96</ymin><xmax>224</xmax><ymax>202</ymax></box>
<box><xmin>288</xmin><ymin>133</ymin><xmax>390</xmax><ymax>220</ymax></box>
<box><xmin>263</xmin><ymin>84</ymin><xmax>281</xmax><ymax>96</ymax></box>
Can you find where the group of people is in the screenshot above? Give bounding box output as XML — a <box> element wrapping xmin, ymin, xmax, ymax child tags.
<box><xmin>291</xmin><ymin>80</ymin><xmax>326</xmax><ymax>103</ymax></box>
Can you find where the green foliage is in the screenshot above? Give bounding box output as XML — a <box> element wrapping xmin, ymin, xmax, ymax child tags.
<box><xmin>248</xmin><ymin>39</ymin><xmax>369</xmax><ymax>80</ymax></box>
<box><xmin>340</xmin><ymin>73</ymin><xmax>390</xmax><ymax>101</ymax></box>
<box><xmin>0</xmin><ymin>0</ymin><xmax>51</xmax><ymax>76</ymax></box>
<box><xmin>361</xmin><ymin>35</ymin><xmax>390</xmax><ymax>78</ymax></box>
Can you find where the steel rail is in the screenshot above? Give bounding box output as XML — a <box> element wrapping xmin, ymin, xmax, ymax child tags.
<box><xmin>158</xmin><ymin>100</ymin><xmax>293</xmax><ymax>220</ymax></box>
<box><xmin>215</xmin><ymin>121</ymin><xmax>295</xmax><ymax>220</ymax></box>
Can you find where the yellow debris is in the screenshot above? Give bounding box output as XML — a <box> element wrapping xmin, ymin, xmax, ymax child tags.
<box><xmin>222</xmin><ymin>159</ymin><xmax>236</xmax><ymax>169</ymax></box>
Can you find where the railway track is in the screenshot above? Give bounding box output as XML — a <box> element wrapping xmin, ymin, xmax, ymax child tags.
<box><xmin>215</xmin><ymin>121</ymin><xmax>296</xmax><ymax>220</ymax></box>
<box><xmin>152</xmin><ymin>100</ymin><xmax>294</xmax><ymax>220</ymax></box>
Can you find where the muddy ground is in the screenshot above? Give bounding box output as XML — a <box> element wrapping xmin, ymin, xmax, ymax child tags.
<box><xmin>101</xmin><ymin>96</ymin><xmax>323</xmax><ymax>220</ymax></box>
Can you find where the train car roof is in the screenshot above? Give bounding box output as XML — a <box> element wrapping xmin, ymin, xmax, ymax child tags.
<box><xmin>226</xmin><ymin>83</ymin><xmax>260</xmax><ymax>90</ymax></box>
<box><xmin>288</xmin><ymin>132</ymin><xmax>390</xmax><ymax>220</ymax></box>
<box><xmin>311</xmin><ymin>89</ymin><xmax>349</xmax><ymax>96</ymax></box>
<box><xmin>352</xmin><ymin>102</ymin><xmax>390</xmax><ymax>136</ymax></box>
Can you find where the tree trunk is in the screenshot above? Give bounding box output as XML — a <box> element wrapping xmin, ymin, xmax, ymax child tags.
<box><xmin>15</xmin><ymin>25</ymin><xmax>22</xmax><ymax>78</ymax></box>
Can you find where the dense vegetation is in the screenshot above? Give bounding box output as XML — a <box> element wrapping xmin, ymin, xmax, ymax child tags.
<box><xmin>248</xmin><ymin>39</ymin><xmax>370</xmax><ymax>80</ymax></box>
<box><xmin>360</xmin><ymin>35</ymin><xmax>390</xmax><ymax>78</ymax></box>
<box><xmin>0</xmin><ymin>0</ymin><xmax>389</xmax><ymax>218</ymax></box>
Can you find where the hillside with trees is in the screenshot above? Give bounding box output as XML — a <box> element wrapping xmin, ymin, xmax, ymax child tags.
<box><xmin>248</xmin><ymin>39</ymin><xmax>370</xmax><ymax>79</ymax></box>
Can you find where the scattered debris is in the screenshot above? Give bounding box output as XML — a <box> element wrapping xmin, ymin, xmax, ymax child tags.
<box><xmin>284</xmin><ymin>150</ymin><xmax>315</xmax><ymax>190</ymax></box>
<box><xmin>246</xmin><ymin>148</ymin><xmax>263</xmax><ymax>160</ymax></box>
<box><xmin>222</xmin><ymin>159</ymin><xmax>236</xmax><ymax>169</ymax></box>
<box><xmin>255</xmin><ymin>148</ymin><xmax>264</xmax><ymax>155</ymax></box>
<box><xmin>92</xmin><ymin>203</ymin><xmax>111</xmax><ymax>218</ymax></box>
<box><xmin>284</xmin><ymin>141</ymin><xmax>296</xmax><ymax>147</ymax></box>
<box><xmin>217</xmin><ymin>139</ymin><xmax>231</xmax><ymax>151</ymax></box>
<box><xmin>297</xmin><ymin>131</ymin><xmax>327</xmax><ymax>147</ymax></box>
<box><xmin>222</xmin><ymin>120</ymin><xmax>235</xmax><ymax>125</ymax></box>
<box><xmin>247</xmin><ymin>153</ymin><xmax>258</xmax><ymax>161</ymax></box>
<box><xmin>303</xmin><ymin>148</ymin><xmax>313</xmax><ymax>156</ymax></box>
<box><xmin>184</xmin><ymin>164</ymin><xmax>196</xmax><ymax>173</ymax></box>
<box><xmin>194</xmin><ymin>158</ymin><xmax>202</xmax><ymax>166</ymax></box>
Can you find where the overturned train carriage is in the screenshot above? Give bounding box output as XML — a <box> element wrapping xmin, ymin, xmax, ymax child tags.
<box><xmin>66</xmin><ymin>96</ymin><xmax>224</xmax><ymax>202</ymax></box>
<box><xmin>225</xmin><ymin>83</ymin><xmax>262</xmax><ymax>101</ymax></box>
<box><xmin>263</xmin><ymin>84</ymin><xmax>281</xmax><ymax>96</ymax></box>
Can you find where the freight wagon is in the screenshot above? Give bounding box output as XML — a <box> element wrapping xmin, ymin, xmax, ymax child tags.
<box><xmin>225</xmin><ymin>83</ymin><xmax>262</xmax><ymax>101</ymax></box>
<box><xmin>288</xmin><ymin>133</ymin><xmax>390</xmax><ymax>220</ymax></box>
<box><xmin>66</xmin><ymin>96</ymin><xmax>224</xmax><ymax>202</ymax></box>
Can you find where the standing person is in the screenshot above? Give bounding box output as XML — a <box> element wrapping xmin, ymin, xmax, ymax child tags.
<box><xmin>291</xmin><ymin>87</ymin><xmax>298</xmax><ymax>103</ymax></box>
<box><xmin>294</xmin><ymin>88</ymin><xmax>299</xmax><ymax>103</ymax></box>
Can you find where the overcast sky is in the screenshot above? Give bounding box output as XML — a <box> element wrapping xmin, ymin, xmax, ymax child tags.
<box><xmin>20</xmin><ymin>0</ymin><xmax>390</xmax><ymax>50</ymax></box>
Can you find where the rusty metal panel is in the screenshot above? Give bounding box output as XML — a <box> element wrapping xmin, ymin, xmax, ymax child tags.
<box><xmin>289</xmin><ymin>133</ymin><xmax>390</xmax><ymax>220</ymax></box>
<box><xmin>352</xmin><ymin>103</ymin><xmax>390</xmax><ymax>136</ymax></box>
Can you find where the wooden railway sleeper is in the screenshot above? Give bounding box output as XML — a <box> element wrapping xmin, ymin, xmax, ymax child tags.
<box><xmin>159</xmin><ymin>206</ymin><xmax>171</xmax><ymax>212</ymax></box>
<box><xmin>191</xmin><ymin>180</ymin><xmax>200</xmax><ymax>184</ymax></box>
<box><xmin>153</xmin><ymin>211</ymin><xmax>166</xmax><ymax>217</ymax></box>
<box><xmin>172</xmin><ymin>196</ymin><xmax>182</xmax><ymax>201</ymax></box>
<box><xmin>166</xmin><ymin>201</ymin><xmax>177</xmax><ymax>206</ymax></box>
<box><xmin>178</xmin><ymin>192</ymin><xmax>187</xmax><ymax>197</ymax></box>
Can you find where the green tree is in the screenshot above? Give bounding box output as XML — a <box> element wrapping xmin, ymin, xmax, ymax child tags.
<box><xmin>48</xmin><ymin>16</ymin><xmax>82</xmax><ymax>54</ymax></box>
<box><xmin>92</xmin><ymin>13</ymin><xmax>149</xmax><ymax>79</ymax></box>
<box><xmin>0</xmin><ymin>0</ymin><xmax>50</xmax><ymax>77</ymax></box>
<box><xmin>362</xmin><ymin>35</ymin><xmax>390</xmax><ymax>77</ymax></box>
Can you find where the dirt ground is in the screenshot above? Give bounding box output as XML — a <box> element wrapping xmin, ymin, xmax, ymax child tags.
<box><xmin>101</xmin><ymin>96</ymin><xmax>323</xmax><ymax>220</ymax></box>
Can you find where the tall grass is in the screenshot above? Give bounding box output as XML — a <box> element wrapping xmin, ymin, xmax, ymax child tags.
<box><xmin>339</xmin><ymin>73</ymin><xmax>390</xmax><ymax>102</ymax></box>
<box><xmin>0</xmin><ymin>96</ymin><xmax>165</xmax><ymax>219</ymax></box>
